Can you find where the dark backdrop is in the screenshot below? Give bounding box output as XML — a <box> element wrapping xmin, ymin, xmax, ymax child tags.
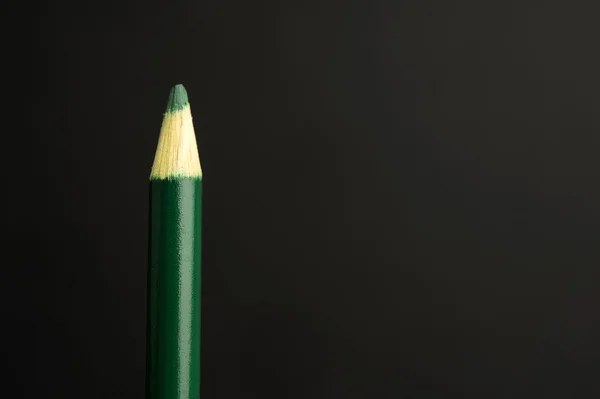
<box><xmin>4</xmin><ymin>0</ymin><xmax>600</xmax><ymax>398</ymax></box>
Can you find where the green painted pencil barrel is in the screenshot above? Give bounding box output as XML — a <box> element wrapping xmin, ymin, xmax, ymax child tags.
<box><xmin>147</xmin><ymin>177</ymin><xmax>202</xmax><ymax>399</ymax></box>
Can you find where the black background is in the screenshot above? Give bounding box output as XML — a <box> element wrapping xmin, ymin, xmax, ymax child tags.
<box><xmin>3</xmin><ymin>1</ymin><xmax>600</xmax><ymax>398</ymax></box>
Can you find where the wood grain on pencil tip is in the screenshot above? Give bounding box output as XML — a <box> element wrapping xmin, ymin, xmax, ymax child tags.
<box><xmin>151</xmin><ymin>84</ymin><xmax>202</xmax><ymax>180</ymax></box>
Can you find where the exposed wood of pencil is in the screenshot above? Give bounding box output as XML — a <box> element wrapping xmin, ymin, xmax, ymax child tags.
<box><xmin>151</xmin><ymin>84</ymin><xmax>202</xmax><ymax>179</ymax></box>
<box><xmin>147</xmin><ymin>84</ymin><xmax>202</xmax><ymax>399</ymax></box>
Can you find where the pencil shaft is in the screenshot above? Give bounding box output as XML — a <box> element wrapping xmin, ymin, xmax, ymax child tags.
<box><xmin>147</xmin><ymin>177</ymin><xmax>202</xmax><ymax>399</ymax></box>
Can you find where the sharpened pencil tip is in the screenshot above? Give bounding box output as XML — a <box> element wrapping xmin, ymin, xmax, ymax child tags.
<box><xmin>165</xmin><ymin>84</ymin><xmax>189</xmax><ymax>113</ymax></box>
<box><xmin>151</xmin><ymin>84</ymin><xmax>201</xmax><ymax>179</ymax></box>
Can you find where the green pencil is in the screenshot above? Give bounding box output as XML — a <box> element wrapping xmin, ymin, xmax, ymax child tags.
<box><xmin>147</xmin><ymin>84</ymin><xmax>202</xmax><ymax>399</ymax></box>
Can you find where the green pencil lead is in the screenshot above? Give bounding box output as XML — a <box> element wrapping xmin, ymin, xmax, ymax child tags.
<box><xmin>165</xmin><ymin>84</ymin><xmax>189</xmax><ymax>113</ymax></box>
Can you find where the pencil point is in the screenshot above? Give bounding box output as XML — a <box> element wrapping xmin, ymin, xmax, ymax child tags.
<box><xmin>151</xmin><ymin>84</ymin><xmax>202</xmax><ymax>180</ymax></box>
<box><xmin>165</xmin><ymin>84</ymin><xmax>189</xmax><ymax>113</ymax></box>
